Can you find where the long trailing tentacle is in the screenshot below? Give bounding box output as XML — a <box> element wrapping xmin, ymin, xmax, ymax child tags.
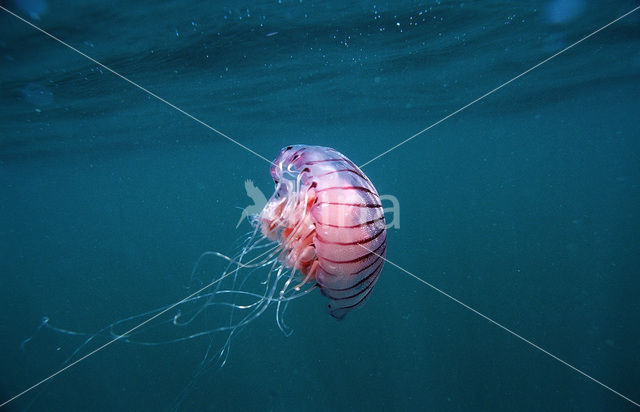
<box><xmin>21</xmin><ymin>200</ymin><xmax>318</xmax><ymax>411</ymax></box>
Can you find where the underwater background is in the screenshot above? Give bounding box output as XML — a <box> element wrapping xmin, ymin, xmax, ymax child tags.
<box><xmin>1</xmin><ymin>0</ymin><xmax>639</xmax><ymax>410</ymax></box>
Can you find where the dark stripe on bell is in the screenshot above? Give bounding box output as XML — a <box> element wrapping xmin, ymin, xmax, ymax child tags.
<box><xmin>315</xmin><ymin>227</ymin><xmax>385</xmax><ymax>246</ymax></box>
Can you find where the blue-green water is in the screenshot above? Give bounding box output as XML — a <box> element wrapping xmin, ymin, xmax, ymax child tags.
<box><xmin>1</xmin><ymin>1</ymin><xmax>639</xmax><ymax>410</ymax></box>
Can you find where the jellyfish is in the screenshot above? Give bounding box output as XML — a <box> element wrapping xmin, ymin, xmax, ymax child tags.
<box><xmin>16</xmin><ymin>145</ymin><xmax>387</xmax><ymax>408</ymax></box>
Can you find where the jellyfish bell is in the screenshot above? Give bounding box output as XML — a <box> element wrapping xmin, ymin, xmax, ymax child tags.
<box><xmin>260</xmin><ymin>145</ymin><xmax>387</xmax><ymax>319</ymax></box>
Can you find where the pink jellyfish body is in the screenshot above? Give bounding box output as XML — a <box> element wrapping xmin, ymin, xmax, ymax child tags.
<box><xmin>260</xmin><ymin>145</ymin><xmax>387</xmax><ymax>319</ymax></box>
